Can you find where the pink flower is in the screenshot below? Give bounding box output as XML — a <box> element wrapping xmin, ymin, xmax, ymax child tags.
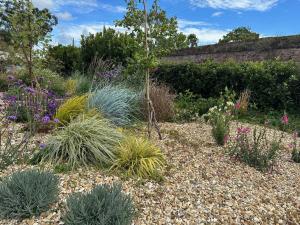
<box><xmin>293</xmin><ymin>131</ymin><xmax>298</xmax><ymax>139</ymax></box>
<box><xmin>235</xmin><ymin>102</ymin><xmax>241</xmax><ymax>110</ymax></box>
<box><xmin>281</xmin><ymin>114</ymin><xmax>288</xmax><ymax>125</ymax></box>
<box><xmin>288</xmin><ymin>143</ymin><xmax>295</xmax><ymax>149</ymax></box>
<box><xmin>237</xmin><ymin>126</ymin><xmax>251</xmax><ymax>134</ymax></box>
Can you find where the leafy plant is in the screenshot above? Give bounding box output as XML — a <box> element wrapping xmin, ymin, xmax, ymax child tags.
<box><xmin>40</xmin><ymin>115</ymin><xmax>123</xmax><ymax>169</ymax></box>
<box><xmin>63</xmin><ymin>184</ymin><xmax>135</xmax><ymax>225</ymax></box>
<box><xmin>175</xmin><ymin>90</ymin><xmax>218</xmax><ymax>121</ymax></box>
<box><xmin>142</xmin><ymin>82</ymin><xmax>175</xmax><ymax>122</ymax></box>
<box><xmin>227</xmin><ymin>126</ymin><xmax>282</xmax><ymax>171</ymax></box>
<box><xmin>88</xmin><ymin>85</ymin><xmax>140</xmax><ymax>126</ymax></box>
<box><xmin>0</xmin><ymin>170</ymin><xmax>58</xmax><ymax>219</ymax></box>
<box><xmin>55</xmin><ymin>95</ymin><xmax>88</xmax><ymax>125</ymax></box>
<box><xmin>111</xmin><ymin>136</ymin><xmax>165</xmax><ymax>179</ymax></box>
<box><xmin>205</xmin><ymin>101</ymin><xmax>234</xmax><ymax>146</ymax></box>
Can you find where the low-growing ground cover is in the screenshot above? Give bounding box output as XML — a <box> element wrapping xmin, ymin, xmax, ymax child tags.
<box><xmin>0</xmin><ymin>122</ymin><xmax>299</xmax><ymax>225</ymax></box>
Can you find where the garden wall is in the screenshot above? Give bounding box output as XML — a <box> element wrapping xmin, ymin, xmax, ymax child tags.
<box><xmin>162</xmin><ymin>35</ymin><xmax>300</xmax><ymax>63</ymax></box>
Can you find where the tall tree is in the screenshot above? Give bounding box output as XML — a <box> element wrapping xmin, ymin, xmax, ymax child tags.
<box><xmin>120</xmin><ymin>0</ymin><xmax>163</xmax><ymax>139</ymax></box>
<box><xmin>219</xmin><ymin>27</ymin><xmax>259</xmax><ymax>44</ymax></box>
<box><xmin>116</xmin><ymin>0</ymin><xmax>187</xmax><ymax>57</ymax></box>
<box><xmin>187</xmin><ymin>34</ymin><xmax>198</xmax><ymax>47</ymax></box>
<box><xmin>0</xmin><ymin>0</ymin><xmax>57</xmax><ymax>80</ymax></box>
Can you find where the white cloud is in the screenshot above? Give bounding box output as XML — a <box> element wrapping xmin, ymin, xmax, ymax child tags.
<box><xmin>32</xmin><ymin>0</ymin><xmax>54</xmax><ymax>9</ymax></box>
<box><xmin>180</xmin><ymin>27</ymin><xmax>228</xmax><ymax>45</ymax></box>
<box><xmin>178</xmin><ymin>19</ymin><xmax>210</xmax><ymax>28</ymax></box>
<box><xmin>190</xmin><ymin>0</ymin><xmax>279</xmax><ymax>11</ymax></box>
<box><xmin>33</xmin><ymin>0</ymin><xmax>125</xmax><ymax>14</ymax></box>
<box><xmin>100</xmin><ymin>4</ymin><xmax>126</xmax><ymax>13</ymax></box>
<box><xmin>53</xmin><ymin>23</ymin><xmax>126</xmax><ymax>45</ymax></box>
<box><xmin>212</xmin><ymin>11</ymin><xmax>223</xmax><ymax>17</ymax></box>
<box><xmin>56</xmin><ymin>11</ymin><xmax>74</xmax><ymax>20</ymax></box>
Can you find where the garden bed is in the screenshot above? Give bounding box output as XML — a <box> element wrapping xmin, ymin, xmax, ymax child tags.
<box><xmin>0</xmin><ymin>122</ymin><xmax>299</xmax><ymax>225</ymax></box>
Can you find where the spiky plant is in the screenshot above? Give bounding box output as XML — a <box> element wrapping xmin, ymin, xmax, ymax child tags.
<box><xmin>0</xmin><ymin>170</ymin><xmax>58</xmax><ymax>219</ymax></box>
<box><xmin>63</xmin><ymin>184</ymin><xmax>135</xmax><ymax>225</ymax></box>
<box><xmin>88</xmin><ymin>85</ymin><xmax>140</xmax><ymax>126</ymax></box>
<box><xmin>111</xmin><ymin>136</ymin><xmax>165</xmax><ymax>179</ymax></box>
<box><xmin>40</xmin><ymin>115</ymin><xmax>123</xmax><ymax>169</ymax></box>
<box><xmin>55</xmin><ymin>95</ymin><xmax>88</xmax><ymax>125</ymax></box>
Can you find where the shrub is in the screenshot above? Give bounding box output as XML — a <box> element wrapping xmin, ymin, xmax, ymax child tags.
<box><xmin>111</xmin><ymin>136</ymin><xmax>165</xmax><ymax>179</ymax></box>
<box><xmin>227</xmin><ymin>126</ymin><xmax>281</xmax><ymax>171</ymax></box>
<box><xmin>290</xmin><ymin>131</ymin><xmax>300</xmax><ymax>163</ymax></box>
<box><xmin>88</xmin><ymin>85</ymin><xmax>140</xmax><ymax>126</ymax></box>
<box><xmin>142</xmin><ymin>82</ymin><xmax>175</xmax><ymax>122</ymax></box>
<box><xmin>40</xmin><ymin>115</ymin><xmax>122</xmax><ymax>168</ymax></box>
<box><xmin>18</xmin><ymin>68</ymin><xmax>66</xmax><ymax>96</ymax></box>
<box><xmin>153</xmin><ymin>60</ymin><xmax>299</xmax><ymax>111</ymax></box>
<box><xmin>55</xmin><ymin>95</ymin><xmax>88</xmax><ymax>125</ymax></box>
<box><xmin>0</xmin><ymin>170</ymin><xmax>58</xmax><ymax>219</ymax></box>
<box><xmin>175</xmin><ymin>90</ymin><xmax>218</xmax><ymax>121</ymax></box>
<box><xmin>63</xmin><ymin>184</ymin><xmax>135</xmax><ymax>225</ymax></box>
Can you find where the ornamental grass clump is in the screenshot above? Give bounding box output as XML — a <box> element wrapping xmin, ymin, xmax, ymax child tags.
<box><xmin>227</xmin><ymin>125</ymin><xmax>282</xmax><ymax>171</ymax></box>
<box><xmin>88</xmin><ymin>85</ymin><xmax>140</xmax><ymax>126</ymax></box>
<box><xmin>55</xmin><ymin>95</ymin><xmax>88</xmax><ymax>125</ymax></box>
<box><xmin>40</xmin><ymin>115</ymin><xmax>123</xmax><ymax>169</ymax></box>
<box><xmin>63</xmin><ymin>184</ymin><xmax>135</xmax><ymax>225</ymax></box>
<box><xmin>0</xmin><ymin>170</ymin><xmax>58</xmax><ymax>219</ymax></box>
<box><xmin>111</xmin><ymin>136</ymin><xmax>165</xmax><ymax>179</ymax></box>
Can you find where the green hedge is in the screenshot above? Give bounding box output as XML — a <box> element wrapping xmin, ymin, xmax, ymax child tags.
<box><xmin>152</xmin><ymin>60</ymin><xmax>300</xmax><ymax>110</ymax></box>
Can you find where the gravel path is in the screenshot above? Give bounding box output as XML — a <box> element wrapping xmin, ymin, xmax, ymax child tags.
<box><xmin>0</xmin><ymin>122</ymin><xmax>299</xmax><ymax>225</ymax></box>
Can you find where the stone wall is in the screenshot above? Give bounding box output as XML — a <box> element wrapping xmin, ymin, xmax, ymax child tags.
<box><xmin>163</xmin><ymin>35</ymin><xmax>300</xmax><ymax>63</ymax></box>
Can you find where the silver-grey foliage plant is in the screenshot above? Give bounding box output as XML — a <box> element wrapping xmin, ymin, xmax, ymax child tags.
<box><xmin>88</xmin><ymin>85</ymin><xmax>140</xmax><ymax>126</ymax></box>
<box><xmin>0</xmin><ymin>170</ymin><xmax>59</xmax><ymax>219</ymax></box>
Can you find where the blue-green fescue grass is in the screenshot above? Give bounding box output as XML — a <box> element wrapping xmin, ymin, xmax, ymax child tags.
<box><xmin>88</xmin><ymin>85</ymin><xmax>141</xmax><ymax>127</ymax></box>
<box><xmin>39</xmin><ymin>115</ymin><xmax>123</xmax><ymax>169</ymax></box>
<box><xmin>63</xmin><ymin>184</ymin><xmax>135</xmax><ymax>225</ymax></box>
<box><xmin>0</xmin><ymin>170</ymin><xmax>58</xmax><ymax>219</ymax></box>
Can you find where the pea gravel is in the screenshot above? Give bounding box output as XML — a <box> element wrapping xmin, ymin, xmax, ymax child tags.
<box><xmin>0</xmin><ymin>122</ymin><xmax>299</xmax><ymax>225</ymax></box>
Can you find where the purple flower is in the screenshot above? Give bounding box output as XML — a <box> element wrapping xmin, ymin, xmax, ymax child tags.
<box><xmin>39</xmin><ymin>143</ymin><xmax>47</xmax><ymax>149</ymax></box>
<box><xmin>281</xmin><ymin>114</ymin><xmax>288</xmax><ymax>125</ymax></box>
<box><xmin>53</xmin><ymin>118</ymin><xmax>60</xmax><ymax>123</ymax></box>
<box><xmin>7</xmin><ymin>115</ymin><xmax>17</xmax><ymax>121</ymax></box>
<box><xmin>24</xmin><ymin>87</ymin><xmax>35</xmax><ymax>94</ymax></box>
<box><xmin>8</xmin><ymin>75</ymin><xmax>15</xmax><ymax>81</ymax></box>
<box><xmin>42</xmin><ymin>115</ymin><xmax>50</xmax><ymax>124</ymax></box>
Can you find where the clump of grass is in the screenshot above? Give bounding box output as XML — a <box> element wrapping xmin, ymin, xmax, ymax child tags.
<box><xmin>40</xmin><ymin>115</ymin><xmax>123</xmax><ymax>169</ymax></box>
<box><xmin>88</xmin><ymin>85</ymin><xmax>140</xmax><ymax>126</ymax></box>
<box><xmin>55</xmin><ymin>95</ymin><xmax>88</xmax><ymax>125</ymax></box>
<box><xmin>0</xmin><ymin>170</ymin><xmax>58</xmax><ymax>219</ymax></box>
<box><xmin>142</xmin><ymin>82</ymin><xmax>176</xmax><ymax>122</ymax></box>
<box><xmin>63</xmin><ymin>184</ymin><xmax>135</xmax><ymax>225</ymax></box>
<box><xmin>111</xmin><ymin>136</ymin><xmax>165</xmax><ymax>179</ymax></box>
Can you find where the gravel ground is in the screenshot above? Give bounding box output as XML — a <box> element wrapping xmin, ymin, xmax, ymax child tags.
<box><xmin>0</xmin><ymin>122</ymin><xmax>299</xmax><ymax>225</ymax></box>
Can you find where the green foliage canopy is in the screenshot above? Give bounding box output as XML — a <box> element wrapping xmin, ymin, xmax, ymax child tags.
<box><xmin>219</xmin><ymin>27</ymin><xmax>259</xmax><ymax>44</ymax></box>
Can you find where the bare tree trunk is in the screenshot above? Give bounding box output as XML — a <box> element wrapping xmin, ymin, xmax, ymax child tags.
<box><xmin>142</xmin><ymin>0</ymin><xmax>162</xmax><ymax>140</ymax></box>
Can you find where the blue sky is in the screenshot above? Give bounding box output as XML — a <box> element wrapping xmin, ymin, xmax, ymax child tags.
<box><xmin>32</xmin><ymin>0</ymin><xmax>300</xmax><ymax>46</ymax></box>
